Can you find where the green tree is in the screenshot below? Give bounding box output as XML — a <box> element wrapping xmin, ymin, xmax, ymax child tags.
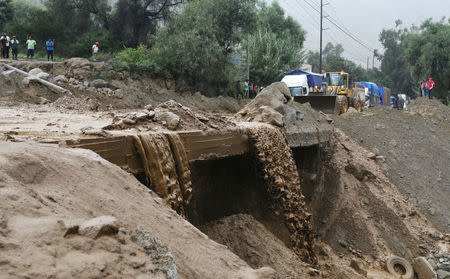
<box><xmin>378</xmin><ymin>21</ymin><xmax>414</xmax><ymax>97</ymax></box>
<box><xmin>248</xmin><ymin>2</ymin><xmax>306</xmax><ymax>85</ymax></box>
<box><xmin>402</xmin><ymin>18</ymin><xmax>450</xmax><ymax>103</ymax></box>
<box><xmin>152</xmin><ymin>0</ymin><xmax>257</xmax><ymax>95</ymax></box>
<box><xmin>0</xmin><ymin>0</ymin><xmax>13</xmax><ymax>30</ymax></box>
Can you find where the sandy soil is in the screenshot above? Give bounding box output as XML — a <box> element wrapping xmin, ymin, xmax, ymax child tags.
<box><xmin>0</xmin><ymin>142</ymin><xmax>276</xmax><ymax>279</ymax></box>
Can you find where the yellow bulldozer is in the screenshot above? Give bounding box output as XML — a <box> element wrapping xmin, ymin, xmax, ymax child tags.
<box><xmin>293</xmin><ymin>71</ymin><xmax>366</xmax><ymax>115</ymax></box>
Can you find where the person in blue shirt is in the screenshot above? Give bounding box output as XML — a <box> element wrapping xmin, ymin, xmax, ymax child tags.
<box><xmin>46</xmin><ymin>39</ymin><xmax>54</xmax><ymax>61</ymax></box>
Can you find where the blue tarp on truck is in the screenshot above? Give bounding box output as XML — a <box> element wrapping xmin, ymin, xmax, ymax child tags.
<box><xmin>378</xmin><ymin>86</ymin><xmax>384</xmax><ymax>105</ymax></box>
<box><xmin>284</xmin><ymin>69</ymin><xmax>325</xmax><ymax>89</ymax></box>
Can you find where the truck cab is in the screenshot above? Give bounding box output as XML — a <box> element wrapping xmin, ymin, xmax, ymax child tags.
<box><xmin>281</xmin><ymin>74</ymin><xmax>310</xmax><ymax>97</ymax></box>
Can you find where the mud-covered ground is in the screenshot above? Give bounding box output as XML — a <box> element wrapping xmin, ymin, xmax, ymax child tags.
<box><xmin>1</xmin><ymin>60</ymin><xmax>449</xmax><ymax>278</ymax></box>
<box><xmin>333</xmin><ymin>98</ymin><xmax>450</xmax><ymax>233</ymax></box>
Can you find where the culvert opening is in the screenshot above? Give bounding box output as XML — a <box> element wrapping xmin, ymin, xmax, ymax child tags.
<box><xmin>291</xmin><ymin>144</ymin><xmax>341</xmax><ymax>231</ymax></box>
<box><xmin>131</xmin><ymin>127</ymin><xmax>316</xmax><ymax>266</ymax></box>
<box><xmin>186</xmin><ymin>153</ymin><xmax>291</xmax><ymax>244</ymax></box>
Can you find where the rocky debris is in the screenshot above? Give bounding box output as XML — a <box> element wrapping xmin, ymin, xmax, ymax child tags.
<box><xmin>78</xmin><ymin>216</ymin><xmax>119</xmax><ymax>239</ymax></box>
<box><xmin>103</xmin><ymin>110</ymin><xmax>156</xmax><ymax>130</ymax></box>
<box><xmin>238</xmin><ymin>105</ymin><xmax>284</xmax><ymax>127</ymax></box>
<box><xmin>64</xmin><ymin>58</ymin><xmax>92</xmax><ymax>79</ymax></box>
<box><xmin>406</xmin><ymin>97</ymin><xmax>449</xmax><ymax>122</ymax></box>
<box><xmin>345</xmin><ymin>162</ymin><xmax>375</xmax><ymax>181</ymax></box>
<box><xmin>307</xmin><ymin>267</ymin><xmax>320</xmax><ymax>276</ymax></box>
<box><xmin>36</xmin><ymin>72</ymin><xmax>50</xmax><ymax>80</ymax></box>
<box><xmin>80</xmin><ymin>126</ymin><xmax>110</xmax><ymax>137</ymax></box>
<box><xmin>52</xmin><ymin>96</ymin><xmax>100</xmax><ymax>111</ymax></box>
<box><xmin>437</xmin><ymin>269</ymin><xmax>450</xmax><ymax>279</ymax></box>
<box><xmin>113</xmin><ymin>88</ymin><xmax>124</xmax><ymax>99</ymax></box>
<box><xmin>414</xmin><ymin>257</ymin><xmax>436</xmax><ymax>279</ymax></box>
<box><xmin>91</xmin><ymin>79</ymin><xmax>109</xmax><ymax>88</ymax></box>
<box><xmin>350</xmin><ymin>259</ymin><xmax>367</xmax><ymax>277</ymax></box>
<box><xmin>53</xmin><ymin>75</ymin><xmax>68</xmax><ymax>83</ymax></box>
<box><xmin>38</xmin><ymin>97</ymin><xmax>50</xmax><ymax>105</ymax></box>
<box><xmin>131</xmin><ymin>227</ymin><xmax>178</xmax><ymax>279</ymax></box>
<box><xmin>22</xmin><ymin>75</ymin><xmax>38</xmax><ymax>86</ymax></box>
<box><xmin>155</xmin><ymin>111</ymin><xmax>181</xmax><ymax>130</ymax></box>
<box><xmin>346</xmin><ymin>107</ymin><xmax>359</xmax><ymax>114</ymax></box>
<box><xmin>235</xmin><ymin>82</ymin><xmax>333</xmax><ymax>147</ymax></box>
<box><xmin>29</xmin><ymin>68</ymin><xmax>43</xmax><ymax>76</ymax></box>
<box><xmin>426</xmin><ymin>241</ymin><xmax>450</xmax><ymax>278</ymax></box>
<box><xmin>235</xmin><ymin>82</ymin><xmax>291</xmax><ymax>126</ymax></box>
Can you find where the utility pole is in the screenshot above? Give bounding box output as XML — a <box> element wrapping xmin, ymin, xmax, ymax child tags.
<box><xmin>366</xmin><ymin>56</ymin><xmax>369</xmax><ymax>71</ymax></box>
<box><xmin>319</xmin><ymin>0</ymin><xmax>323</xmax><ymax>74</ymax></box>
<box><xmin>246</xmin><ymin>32</ymin><xmax>250</xmax><ymax>81</ymax></box>
<box><xmin>319</xmin><ymin>0</ymin><xmax>329</xmax><ymax>74</ymax></box>
<box><xmin>372</xmin><ymin>50</ymin><xmax>375</xmax><ymax>69</ymax></box>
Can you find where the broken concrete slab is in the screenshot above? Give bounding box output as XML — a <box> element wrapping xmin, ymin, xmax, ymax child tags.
<box><xmin>235</xmin><ymin>82</ymin><xmax>333</xmax><ymax>147</ymax></box>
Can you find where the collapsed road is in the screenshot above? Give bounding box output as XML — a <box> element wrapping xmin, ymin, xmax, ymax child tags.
<box><xmin>0</xmin><ymin>60</ymin><xmax>449</xmax><ymax>279</ymax></box>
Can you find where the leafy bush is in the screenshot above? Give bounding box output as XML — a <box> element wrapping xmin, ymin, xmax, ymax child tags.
<box><xmin>111</xmin><ymin>45</ymin><xmax>162</xmax><ymax>74</ymax></box>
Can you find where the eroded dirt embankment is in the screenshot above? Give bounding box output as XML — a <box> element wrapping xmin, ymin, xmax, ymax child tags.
<box><xmin>0</xmin><ymin>142</ymin><xmax>277</xmax><ymax>279</ymax></box>
<box><xmin>333</xmin><ymin>98</ymin><xmax>450</xmax><ymax>233</ymax></box>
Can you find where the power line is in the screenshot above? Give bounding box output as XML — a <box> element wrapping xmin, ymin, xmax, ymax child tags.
<box><xmin>300</xmin><ymin>0</ymin><xmax>374</xmax><ymax>52</ymax></box>
<box><xmin>290</xmin><ymin>0</ymin><xmax>370</xmax><ymax>66</ymax></box>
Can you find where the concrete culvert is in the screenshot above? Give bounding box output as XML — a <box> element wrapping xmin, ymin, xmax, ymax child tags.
<box><xmin>386</xmin><ymin>255</ymin><xmax>414</xmax><ymax>279</ymax></box>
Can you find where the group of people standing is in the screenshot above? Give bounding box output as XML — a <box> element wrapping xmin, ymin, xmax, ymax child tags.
<box><xmin>421</xmin><ymin>78</ymin><xmax>435</xmax><ymax>99</ymax></box>
<box><xmin>0</xmin><ymin>32</ymin><xmax>55</xmax><ymax>61</ymax></box>
<box><xmin>0</xmin><ymin>33</ymin><xmax>19</xmax><ymax>60</ymax></box>
<box><xmin>236</xmin><ymin>79</ymin><xmax>262</xmax><ymax>99</ymax></box>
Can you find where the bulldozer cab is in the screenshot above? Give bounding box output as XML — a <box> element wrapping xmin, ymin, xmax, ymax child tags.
<box><xmin>326</xmin><ymin>72</ymin><xmax>349</xmax><ymax>95</ymax></box>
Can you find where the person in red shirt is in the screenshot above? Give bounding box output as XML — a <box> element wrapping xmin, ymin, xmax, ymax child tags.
<box><xmin>428</xmin><ymin>78</ymin><xmax>435</xmax><ymax>99</ymax></box>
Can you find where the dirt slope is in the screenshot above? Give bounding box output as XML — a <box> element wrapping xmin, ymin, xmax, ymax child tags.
<box><xmin>2</xmin><ymin>59</ymin><xmax>244</xmax><ymax>113</ymax></box>
<box><xmin>333</xmin><ymin>98</ymin><xmax>450</xmax><ymax>233</ymax></box>
<box><xmin>0</xmin><ymin>142</ymin><xmax>275</xmax><ymax>279</ymax></box>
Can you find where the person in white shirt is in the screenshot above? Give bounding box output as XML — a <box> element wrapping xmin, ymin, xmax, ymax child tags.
<box><xmin>92</xmin><ymin>41</ymin><xmax>99</xmax><ymax>56</ymax></box>
<box><xmin>0</xmin><ymin>33</ymin><xmax>11</xmax><ymax>59</ymax></box>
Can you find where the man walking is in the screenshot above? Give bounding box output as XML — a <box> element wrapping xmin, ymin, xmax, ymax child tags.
<box><xmin>26</xmin><ymin>36</ymin><xmax>37</xmax><ymax>60</ymax></box>
<box><xmin>46</xmin><ymin>39</ymin><xmax>54</xmax><ymax>61</ymax></box>
<box><xmin>10</xmin><ymin>36</ymin><xmax>19</xmax><ymax>60</ymax></box>
<box><xmin>428</xmin><ymin>78</ymin><xmax>435</xmax><ymax>99</ymax></box>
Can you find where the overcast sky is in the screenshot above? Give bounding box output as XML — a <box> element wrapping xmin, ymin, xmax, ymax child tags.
<box><xmin>267</xmin><ymin>0</ymin><xmax>450</xmax><ymax>67</ymax></box>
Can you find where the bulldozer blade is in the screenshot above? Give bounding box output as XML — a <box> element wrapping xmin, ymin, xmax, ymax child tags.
<box><xmin>294</xmin><ymin>95</ymin><xmax>337</xmax><ymax>114</ymax></box>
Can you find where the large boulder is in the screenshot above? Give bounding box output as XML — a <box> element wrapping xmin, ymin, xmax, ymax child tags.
<box><xmin>64</xmin><ymin>58</ymin><xmax>92</xmax><ymax>79</ymax></box>
<box><xmin>235</xmin><ymin>82</ymin><xmax>333</xmax><ymax>147</ymax></box>
<box><xmin>29</xmin><ymin>68</ymin><xmax>43</xmax><ymax>76</ymax></box>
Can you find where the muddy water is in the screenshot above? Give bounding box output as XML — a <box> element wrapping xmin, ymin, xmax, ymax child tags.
<box><xmin>247</xmin><ymin>125</ymin><xmax>315</xmax><ymax>263</ymax></box>
<box><xmin>166</xmin><ymin>133</ymin><xmax>193</xmax><ymax>208</ymax></box>
<box><xmin>133</xmin><ymin>133</ymin><xmax>193</xmax><ymax>215</ymax></box>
